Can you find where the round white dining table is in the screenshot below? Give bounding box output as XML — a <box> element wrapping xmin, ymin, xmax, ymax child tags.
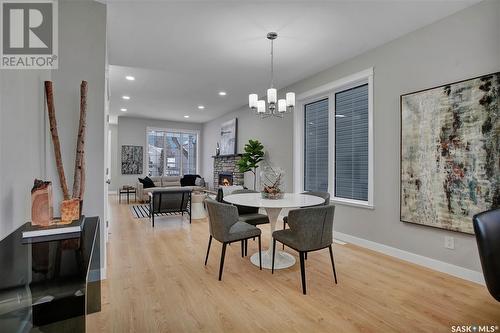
<box><xmin>223</xmin><ymin>192</ymin><xmax>325</xmax><ymax>270</ymax></box>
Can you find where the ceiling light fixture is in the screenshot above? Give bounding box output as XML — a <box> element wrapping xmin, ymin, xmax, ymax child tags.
<box><xmin>125</xmin><ymin>76</ymin><xmax>135</xmax><ymax>81</ymax></box>
<box><xmin>249</xmin><ymin>32</ymin><xmax>295</xmax><ymax>118</ymax></box>
<box><xmin>184</xmin><ymin>115</ymin><xmax>190</xmax><ymax>118</ymax></box>
<box><xmin>218</xmin><ymin>91</ymin><xmax>227</xmax><ymax>96</ymax></box>
<box><xmin>197</xmin><ymin>105</ymin><xmax>205</xmax><ymax>110</ymax></box>
<box><xmin>120</xmin><ymin>108</ymin><xmax>127</xmax><ymax>112</ymax></box>
<box><xmin>122</xmin><ymin>95</ymin><xmax>130</xmax><ymax>100</ymax></box>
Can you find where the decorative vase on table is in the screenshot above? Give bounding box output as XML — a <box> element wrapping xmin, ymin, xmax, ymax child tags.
<box><xmin>260</xmin><ymin>166</ymin><xmax>285</xmax><ymax>199</ymax></box>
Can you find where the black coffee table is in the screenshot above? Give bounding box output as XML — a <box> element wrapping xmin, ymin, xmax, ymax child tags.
<box><xmin>119</xmin><ymin>187</ymin><xmax>136</xmax><ymax>204</ymax></box>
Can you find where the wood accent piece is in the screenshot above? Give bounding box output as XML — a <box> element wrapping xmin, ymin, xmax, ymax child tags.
<box><xmin>44</xmin><ymin>81</ymin><xmax>70</xmax><ymax>200</ymax></box>
<box><xmin>31</xmin><ymin>179</ymin><xmax>53</xmax><ymax>226</ymax></box>
<box><xmin>87</xmin><ymin>196</ymin><xmax>500</xmax><ymax>332</ymax></box>
<box><xmin>72</xmin><ymin>80</ymin><xmax>88</xmax><ymax>200</ymax></box>
<box><xmin>60</xmin><ymin>198</ymin><xmax>80</xmax><ymax>223</ymax></box>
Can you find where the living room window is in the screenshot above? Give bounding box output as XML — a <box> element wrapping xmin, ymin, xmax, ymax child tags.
<box><xmin>294</xmin><ymin>68</ymin><xmax>373</xmax><ymax>208</ymax></box>
<box><xmin>147</xmin><ymin>128</ymin><xmax>198</xmax><ymax>177</ymax></box>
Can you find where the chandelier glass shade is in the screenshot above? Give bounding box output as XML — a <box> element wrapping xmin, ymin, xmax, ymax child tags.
<box><xmin>249</xmin><ymin>32</ymin><xmax>295</xmax><ymax>118</ymax></box>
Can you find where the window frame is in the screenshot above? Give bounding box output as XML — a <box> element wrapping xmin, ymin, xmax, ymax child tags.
<box><xmin>293</xmin><ymin>68</ymin><xmax>374</xmax><ymax>209</ymax></box>
<box><xmin>145</xmin><ymin>127</ymin><xmax>200</xmax><ymax>177</ymax></box>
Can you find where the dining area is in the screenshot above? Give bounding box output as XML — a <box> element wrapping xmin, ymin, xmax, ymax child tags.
<box><xmin>203</xmin><ymin>189</ymin><xmax>337</xmax><ymax>295</ymax></box>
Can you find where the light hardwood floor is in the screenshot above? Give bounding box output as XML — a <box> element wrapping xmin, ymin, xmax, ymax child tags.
<box><xmin>87</xmin><ymin>195</ymin><xmax>499</xmax><ymax>332</ymax></box>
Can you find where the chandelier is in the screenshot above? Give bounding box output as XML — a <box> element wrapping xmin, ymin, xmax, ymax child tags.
<box><xmin>248</xmin><ymin>32</ymin><xmax>295</xmax><ymax>118</ymax></box>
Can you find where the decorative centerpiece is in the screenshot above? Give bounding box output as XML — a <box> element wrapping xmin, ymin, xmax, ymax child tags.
<box><xmin>261</xmin><ymin>166</ymin><xmax>285</xmax><ymax>199</ymax></box>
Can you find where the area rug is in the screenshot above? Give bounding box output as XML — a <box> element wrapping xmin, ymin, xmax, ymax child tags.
<box><xmin>130</xmin><ymin>204</ymin><xmax>182</xmax><ymax>219</ymax></box>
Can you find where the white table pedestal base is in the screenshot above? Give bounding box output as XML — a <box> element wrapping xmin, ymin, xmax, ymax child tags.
<box><xmin>249</xmin><ymin>206</ymin><xmax>296</xmax><ymax>270</ymax></box>
<box><xmin>250</xmin><ymin>249</ymin><xmax>296</xmax><ymax>270</ymax></box>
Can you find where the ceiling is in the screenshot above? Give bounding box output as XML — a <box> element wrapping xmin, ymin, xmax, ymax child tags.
<box><xmin>107</xmin><ymin>0</ymin><xmax>479</xmax><ymax>123</ymax></box>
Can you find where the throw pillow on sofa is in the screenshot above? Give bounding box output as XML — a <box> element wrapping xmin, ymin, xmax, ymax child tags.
<box><xmin>195</xmin><ymin>177</ymin><xmax>205</xmax><ymax>187</ymax></box>
<box><xmin>138</xmin><ymin>176</ymin><xmax>155</xmax><ymax>189</ymax></box>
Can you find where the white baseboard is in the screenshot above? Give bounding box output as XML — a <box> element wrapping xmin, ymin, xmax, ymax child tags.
<box><xmin>335</xmin><ymin>231</ymin><xmax>485</xmax><ymax>285</ymax></box>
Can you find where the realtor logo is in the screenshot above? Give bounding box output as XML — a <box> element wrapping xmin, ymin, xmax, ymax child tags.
<box><xmin>1</xmin><ymin>0</ymin><xmax>58</xmax><ymax>69</ymax></box>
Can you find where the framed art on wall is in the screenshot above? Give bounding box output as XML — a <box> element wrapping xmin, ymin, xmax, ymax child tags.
<box><xmin>219</xmin><ymin>118</ymin><xmax>237</xmax><ymax>155</ymax></box>
<box><xmin>400</xmin><ymin>72</ymin><xmax>499</xmax><ymax>234</ymax></box>
<box><xmin>121</xmin><ymin>145</ymin><xmax>143</xmax><ymax>175</ymax></box>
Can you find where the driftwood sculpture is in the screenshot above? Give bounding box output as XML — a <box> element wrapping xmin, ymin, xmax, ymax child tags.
<box><xmin>45</xmin><ymin>81</ymin><xmax>70</xmax><ymax>201</ymax></box>
<box><xmin>73</xmin><ymin>81</ymin><xmax>87</xmax><ymax>200</ymax></box>
<box><xmin>43</xmin><ymin>80</ymin><xmax>88</xmax><ymax>222</ymax></box>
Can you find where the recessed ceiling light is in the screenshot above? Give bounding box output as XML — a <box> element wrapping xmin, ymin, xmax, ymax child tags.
<box><xmin>125</xmin><ymin>76</ymin><xmax>135</xmax><ymax>81</ymax></box>
<box><xmin>218</xmin><ymin>91</ymin><xmax>227</xmax><ymax>96</ymax></box>
<box><xmin>184</xmin><ymin>115</ymin><xmax>190</xmax><ymax>118</ymax></box>
<box><xmin>335</xmin><ymin>114</ymin><xmax>346</xmax><ymax>118</ymax></box>
<box><xmin>120</xmin><ymin>108</ymin><xmax>127</xmax><ymax>112</ymax></box>
<box><xmin>122</xmin><ymin>95</ymin><xmax>130</xmax><ymax>100</ymax></box>
<box><xmin>197</xmin><ymin>105</ymin><xmax>205</xmax><ymax>110</ymax></box>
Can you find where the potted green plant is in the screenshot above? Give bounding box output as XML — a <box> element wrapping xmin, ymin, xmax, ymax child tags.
<box><xmin>237</xmin><ymin>139</ymin><xmax>264</xmax><ymax>190</ymax></box>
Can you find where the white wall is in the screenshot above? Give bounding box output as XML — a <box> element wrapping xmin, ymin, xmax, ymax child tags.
<box><xmin>0</xmin><ymin>71</ymin><xmax>50</xmax><ymax>240</ymax></box>
<box><xmin>202</xmin><ymin>0</ymin><xmax>500</xmax><ymax>272</ymax></box>
<box><xmin>49</xmin><ymin>0</ymin><xmax>107</xmax><ymax>270</ymax></box>
<box><xmin>115</xmin><ymin>116</ymin><xmax>203</xmax><ymax>188</ymax></box>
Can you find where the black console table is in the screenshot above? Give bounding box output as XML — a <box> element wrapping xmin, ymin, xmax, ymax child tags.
<box><xmin>0</xmin><ymin>217</ymin><xmax>101</xmax><ymax>333</ymax></box>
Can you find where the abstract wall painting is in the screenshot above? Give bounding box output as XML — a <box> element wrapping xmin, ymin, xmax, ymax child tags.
<box><xmin>219</xmin><ymin>118</ymin><xmax>237</xmax><ymax>155</ymax></box>
<box><xmin>401</xmin><ymin>73</ymin><xmax>499</xmax><ymax>234</ymax></box>
<box><xmin>121</xmin><ymin>145</ymin><xmax>143</xmax><ymax>175</ymax></box>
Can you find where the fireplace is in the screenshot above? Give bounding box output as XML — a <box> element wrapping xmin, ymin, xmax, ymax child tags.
<box><xmin>218</xmin><ymin>172</ymin><xmax>233</xmax><ymax>187</ymax></box>
<box><xmin>212</xmin><ymin>154</ymin><xmax>244</xmax><ymax>188</ymax></box>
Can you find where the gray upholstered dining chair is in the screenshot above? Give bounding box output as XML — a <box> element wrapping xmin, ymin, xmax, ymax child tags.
<box><xmin>282</xmin><ymin>191</ymin><xmax>330</xmax><ymax>254</ymax></box>
<box><xmin>205</xmin><ymin>199</ymin><xmax>262</xmax><ymax>280</ymax></box>
<box><xmin>272</xmin><ymin>205</ymin><xmax>337</xmax><ymax>294</ymax></box>
<box><xmin>228</xmin><ymin>189</ymin><xmax>270</xmax><ymax>256</ymax></box>
<box><xmin>282</xmin><ymin>191</ymin><xmax>330</xmax><ymax>227</ymax></box>
<box><xmin>229</xmin><ymin>189</ymin><xmax>270</xmax><ymax>226</ymax></box>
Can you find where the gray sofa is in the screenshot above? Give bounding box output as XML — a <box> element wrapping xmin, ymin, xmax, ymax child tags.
<box><xmin>137</xmin><ymin>176</ymin><xmax>205</xmax><ymax>202</ymax></box>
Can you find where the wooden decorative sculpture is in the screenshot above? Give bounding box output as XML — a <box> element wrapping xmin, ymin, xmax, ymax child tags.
<box><xmin>31</xmin><ymin>179</ymin><xmax>53</xmax><ymax>226</ymax></box>
<box><xmin>73</xmin><ymin>81</ymin><xmax>87</xmax><ymax>200</ymax></box>
<box><xmin>45</xmin><ymin>81</ymin><xmax>70</xmax><ymax>201</ymax></box>
<box><xmin>44</xmin><ymin>80</ymin><xmax>88</xmax><ymax>223</ymax></box>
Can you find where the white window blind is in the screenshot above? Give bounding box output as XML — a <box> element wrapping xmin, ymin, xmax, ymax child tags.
<box><xmin>304</xmin><ymin>98</ymin><xmax>329</xmax><ymax>192</ymax></box>
<box><xmin>334</xmin><ymin>84</ymin><xmax>369</xmax><ymax>201</ymax></box>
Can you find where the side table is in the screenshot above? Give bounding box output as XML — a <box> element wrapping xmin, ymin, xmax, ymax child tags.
<box><xmin>119</xmin><ymin>187</ymin><xmax>136</xmax><ymax>204</ymax></box>
<box><xmin>191</xmin><ymin>192</ymin><xmax>207</xmax><ymax>219</ymax></box>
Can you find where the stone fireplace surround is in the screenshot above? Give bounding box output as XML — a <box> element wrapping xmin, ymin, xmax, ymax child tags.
<box><xmin>212</xmin><ymin>154</ymin><xmax>244</xmax><ymax>189</ymax></box>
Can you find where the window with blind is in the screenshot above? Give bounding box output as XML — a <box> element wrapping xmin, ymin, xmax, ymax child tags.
<box><xmin>147</xmin><ymin>129</ymin><xmax>198</xmax><ymax>177</ymax></box>
<box><xmin>304</xmin><ymin>98</ymin><xmax>329</xmax><ymax>192</ymax></box>
<box><xmin>334</xmin><ymin>84</ymin><xmax>369</xmax><ymax>201</ymax></box>
<box><xmin>300</xmin><ymin>72</ymin><xmax>372</xmax><ymax>207</ymax></box>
